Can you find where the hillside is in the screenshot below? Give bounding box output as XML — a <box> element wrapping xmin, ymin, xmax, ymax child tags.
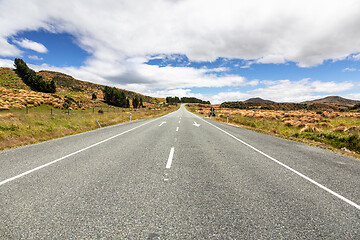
<box><xmin>304</xmin><ymin>96</ymin><xmax>360</xmax><ymax>105</ymax></box>
<box><xmin>220</xmin><ymin>99</ymin><xmax>358</xmax><ymax>111</ymax></box>
<box><xmin>245</xmin><ymin>97</ymin><xmax>274</xmax><ymax>103</ymax></box>
<box><xmin>0</xmin><ymin>67</ymin><xmax>163</xmax><ymax>110</ymax></box>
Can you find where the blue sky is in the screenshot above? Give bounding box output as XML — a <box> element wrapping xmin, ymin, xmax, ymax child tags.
<box><xmin>0</xmin><ymin>0</ymin><xmax>360</xmax><ymax>104</ymax></box>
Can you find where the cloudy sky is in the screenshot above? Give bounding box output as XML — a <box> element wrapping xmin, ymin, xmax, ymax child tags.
<box><xmin>1</xmin><ymin>0</ymin><xmax>360</xmax><ymax>103</ymax></box>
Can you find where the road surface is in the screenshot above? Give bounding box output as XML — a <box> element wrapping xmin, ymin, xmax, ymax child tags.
<box><xmin>1</xmin><ymin>105</ymin><xmax>359</xmax><ymax>239</ymax></box>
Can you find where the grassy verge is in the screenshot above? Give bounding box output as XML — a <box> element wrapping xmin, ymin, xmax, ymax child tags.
<box><xmin>186</xmin><ymin>104</ymin><xmax>360</xmax><ymax>159</ymax></box>
<box><xmin>0</xmin><ymin>104</ymin><xmax>179</xmax><ymax>150</ymax></box>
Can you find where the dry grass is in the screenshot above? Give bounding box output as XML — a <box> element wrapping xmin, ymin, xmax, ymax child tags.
<box><xmin>187</xmin><ymin>103</ymin><xmax>360</xmax><ymax>157</ymax></box>
<box><xmin>0</xmin><ymin>104</ymin><xmax>178</xmax><ymax>150</ymax></box>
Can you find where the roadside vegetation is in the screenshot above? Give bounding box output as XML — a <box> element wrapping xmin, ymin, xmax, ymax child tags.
<box><xmin>0</xmin><ymin>104</ymin><xmax>178</xmax><ymax>150</ymax></box>
<box><xmin>187</xmin><ymin>104</ymin><xmax>360</xmax><ymax>158</ymax></box>
<box><xmin>0</xmin><ymin>61</ymin><xmax>178</xmax><ymax>150</ymax></box>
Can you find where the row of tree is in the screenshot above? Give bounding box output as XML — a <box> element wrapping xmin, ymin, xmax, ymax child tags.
<box><xmin>102</xmin><ymin>86</ymin><xmax>144</xmax><ymax>108</ymax></box>
<box><xmin>14</xmin><ymin>58</ymin><xmax>56</xmax><ymax>93</ymax></box>
<box><xmin>166</xmin><ymin>96</ymin><xmax>210</xmax><ymax>104</ymax></box>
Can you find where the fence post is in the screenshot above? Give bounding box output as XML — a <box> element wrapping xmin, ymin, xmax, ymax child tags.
<box><xmin>227</xmin><ymin>114</ymin><xmax>229</xmax><ymax>124</ymax></box>
<box><xmin>26</xmin><ymin>106</ymin><xmax>29</xmax><ymax>114</ymax></box>
<box><xmin>51</xmin><ymin>109</ymin><xmax>53</xmax><ymax>115</ymax></box>
<box><xmin>93</xmin><ymin>107</ymin><xmax>95</xmax><ymax>113</ymax></box>
<box><xmin>68</xmin><ymin>109</ymin><xmax>70</xmax><ymax>115</ymax></box>
<box><xmin>130</xmin><ymin>112</ymin><xmax>132</xmax><ymax>122</ymax></box>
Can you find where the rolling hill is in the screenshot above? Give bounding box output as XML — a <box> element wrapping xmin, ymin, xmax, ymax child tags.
<box><xmin>303</xmin><ymin>96</ymin><xmax>360</xmax><ymax>105</ymax></box>
<box><xmin>0</xmin><ymin>67</ymin><xmax>163</xmax><ymax>110</ymax></box>
<box><xmin>245</xmin><ymin>97</ymin><xmax>274</xmax><ymax>103</ymax></box>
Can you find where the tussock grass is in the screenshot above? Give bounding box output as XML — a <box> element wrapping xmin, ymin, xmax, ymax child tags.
<box><xmin>0</xmin><ymin>104</ymin><xmax>178</xmax><ymax>150</ymax></box>
<box><xmin>187</xmin><ymin>104</ymin><xmax>360</xmax><ymax>157</ymax></box>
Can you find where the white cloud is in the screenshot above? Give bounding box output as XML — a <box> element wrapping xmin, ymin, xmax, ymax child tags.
<box><xmin>148</xmin><ymin>78</ymin><xmax>357</xmax><ymax>104</ymax></box>
<box><xmin>345</xmin><ymin>93</ymin><xmax>360</xmax><ymax>101</ymax></box>
<box><xmin>247</xmin><ymin>79</ymin><xmax>355</xmax><ymax>102</ymax></box>
<box><xmin>1</xmin><ymin>0</ymin><xmax>360</xmax><ymax>67</ymax></box>
<box><xmin>310</xmin><ymin>80</ymin><xmax>354</xmax><ymax>93</ymax></box>
<box><xmin>0</xmin><ymin>38</ymin><xmax>21</xmax><ymax>56</ymax></box>
<box><xmin>13</xmin><ymin>38</ymin><xmax>47</xmax><ymax>53</ymax></box>
<box><xmin>1</xmin><ymin>0</ymin><xmax>360</xmax><ymax>103</ymax></box>
<box><xmin>342</xmin><ymin>67</ymin><xmax>357</xmax><ymax>72</ymax></box>
<box><xmin>351</xmin><ymin>53</ymin><xmax>360</xmax><ymax>61</ymax></box>
<box><xmin>0</xmin><ymin>58</ymin><xmax>14</xmax><ymax>68</ymax></box>
<box><xmin>28</xmin><ymin>55</ymin><xmax>43</xmax><ymax>61</ymax></box>
<box><xmin>257</xmin><ymin>54</ymin><xmax>285</xmax><ymax>64</ymax></box>
<box><xmin>202</xmin><ymin>79</ymin><xmax>355</xmax><ymax>104</ymax></box>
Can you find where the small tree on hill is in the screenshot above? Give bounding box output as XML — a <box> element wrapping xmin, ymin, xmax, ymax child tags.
<box><xmin>133</xmin><ymin>96</ymin><xmax>139</xmax><ymax>108</ymax></box>
<box><xmin>92</xmin><ymin>93</ymin><xmax>97</xmax><ymax>100</ymax></box>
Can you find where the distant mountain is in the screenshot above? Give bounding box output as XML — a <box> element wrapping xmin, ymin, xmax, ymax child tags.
<box><xmin>304</xmin><ymin>96</ymin><xmax>360</xmax><ymax>105</ymax></box>
<box><xmin>245</xmin><ymin>97</ymin><xmax>275</xmax><ymax>103</ymax></box>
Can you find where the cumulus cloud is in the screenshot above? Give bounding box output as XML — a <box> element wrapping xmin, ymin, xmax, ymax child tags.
<box><xmin>0</xmin><ymin>58</ymin><xmax>14</xmax><ymax>68</ymax></box>
<box><xmin>28</xmin><ymin>55</ymin><xmax>43</xmax><ymax>61</ymax></box>
<box><xmin>0</xmin><ymin>38</ymin><xmax>21</xmax><ymax>56</ymax></box>
<box><xmin>345</xmin><ymin>93</ymin><xmax>360</xmax><ymax>101</ymax></box>
<box><xmin>201</xmin><ymin>79</ymin><xmax>356</xmax><ymax>104</ymax></box>
<box><xmin>257</xmin><ymin>54</ymin><xmax>285</xmax><ymax>64</ymax></box>
<box><xmin>249</xmin><ymin>79</ymin><xmax>354</xmax><ymax>102</ymax></box>
<box><xmin>13</xmin><ymin>38</ymin><xmax>47</xmax><ymax>53</ymax></box>
<box><xmin>143</xmin><ymin>78</ymin><xmax>357</xmax><ymax>104</ymax></box>
<box><xmin>1</xmin><ymin>0</ymin><xmax>360</xmax><ymax>102</ymax></box>
<box><xmin>1</xmin><ymin>0</ymin><xmax>360</xmax><ymax>66</ymax></box>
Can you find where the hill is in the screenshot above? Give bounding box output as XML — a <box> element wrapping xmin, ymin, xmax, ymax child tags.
<box><xmin>303</xmin><ymin>96</ymin><xmax>360</xmax><ymax>105</ymax></box>
<box><xmin>245</xmin><ymin>97</ymin><xmax>274</xmax><ymax>103</ymax></box>
<box><xmin>0</xmin><ymin>67</ymin><xmax>163</xmax><ymax>110</ymax></box>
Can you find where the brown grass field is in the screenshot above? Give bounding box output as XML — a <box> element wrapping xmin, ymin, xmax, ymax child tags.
<box><xmin>0</xmin><ymin>104</ymin><xmax>178</xmax><ymax>150</ymax></box>
<box><xmin>0</xmin><ymin>66</ymin><xmax>177</xmax><ymax>150</ymax></box>
<box><xmin>187</xmin><ymin>104</ymin><xmax>360</xmax><ymax>159</ymax></box>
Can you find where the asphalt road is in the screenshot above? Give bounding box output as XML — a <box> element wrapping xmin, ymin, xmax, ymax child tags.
<box><xmin>1</xmin><ymin>104</ymin><xmax>359</xmax><ymax>239</ymax></box>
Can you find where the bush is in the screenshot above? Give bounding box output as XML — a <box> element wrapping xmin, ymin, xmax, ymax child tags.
<box><xmin>92</xmin><ymin>93</ymin><xmax>97</xmax><ymax>100</ymax></box>
<box><xmin>300</xmin><ymin>132</ymin><xmax>360</xmax><ymax>153</ymax></box>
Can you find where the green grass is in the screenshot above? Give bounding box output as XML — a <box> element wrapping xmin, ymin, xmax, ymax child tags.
<box><xmin>0</xmin><ymin>104</ymin><xmax>178</xmax><ymax>150</ymax></box>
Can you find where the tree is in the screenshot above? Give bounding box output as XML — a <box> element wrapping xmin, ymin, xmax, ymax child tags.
<box><xmin>133</xmin><ymin>96</ymin><xmax>139</xmax><ymax>108</ymax></box>
<box><xmin>139</xmin><ymin>97</ymin><xmax>143</xmax><ymax>108</ymax></box>
<box><xmin>92</xmin><ymin>93</ymin><xmax>97</xmax><ymax>100</ymax></box>
<box><xmin>102</xmin><ymin>86</ymin><xmax>129</xmax><ymax>107</ymax></box>
<box><xmin>14</xmin><ymin>58</ymin><xmax>56</xmax><ymax>93</ymax></box>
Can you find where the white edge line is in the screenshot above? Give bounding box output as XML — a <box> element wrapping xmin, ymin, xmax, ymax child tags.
<box><xmin>0</xmin><ymin>112</ymin><xmax>175</xmax><ymax>186</ymax></box>
<box><xmin>190</xmin><ymin>111</ymin><xmax>360</xmax><ymax>210</ymax></box>
<box><xmin>166</xmin><ymin>147</ymin><xmax>175</xmax><ymax>169</ymax></box>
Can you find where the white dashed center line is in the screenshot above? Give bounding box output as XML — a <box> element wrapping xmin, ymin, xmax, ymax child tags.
<box><xmin>166</xmin><ymin>147</ymin><xmax>175</xmax><ymax>169</ymax></box>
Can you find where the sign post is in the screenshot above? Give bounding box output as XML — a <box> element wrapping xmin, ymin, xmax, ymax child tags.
<box><xmin>210</xmin><ymin>107</ymin><xmax>215</xmax><ymax>118</ymax></box>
